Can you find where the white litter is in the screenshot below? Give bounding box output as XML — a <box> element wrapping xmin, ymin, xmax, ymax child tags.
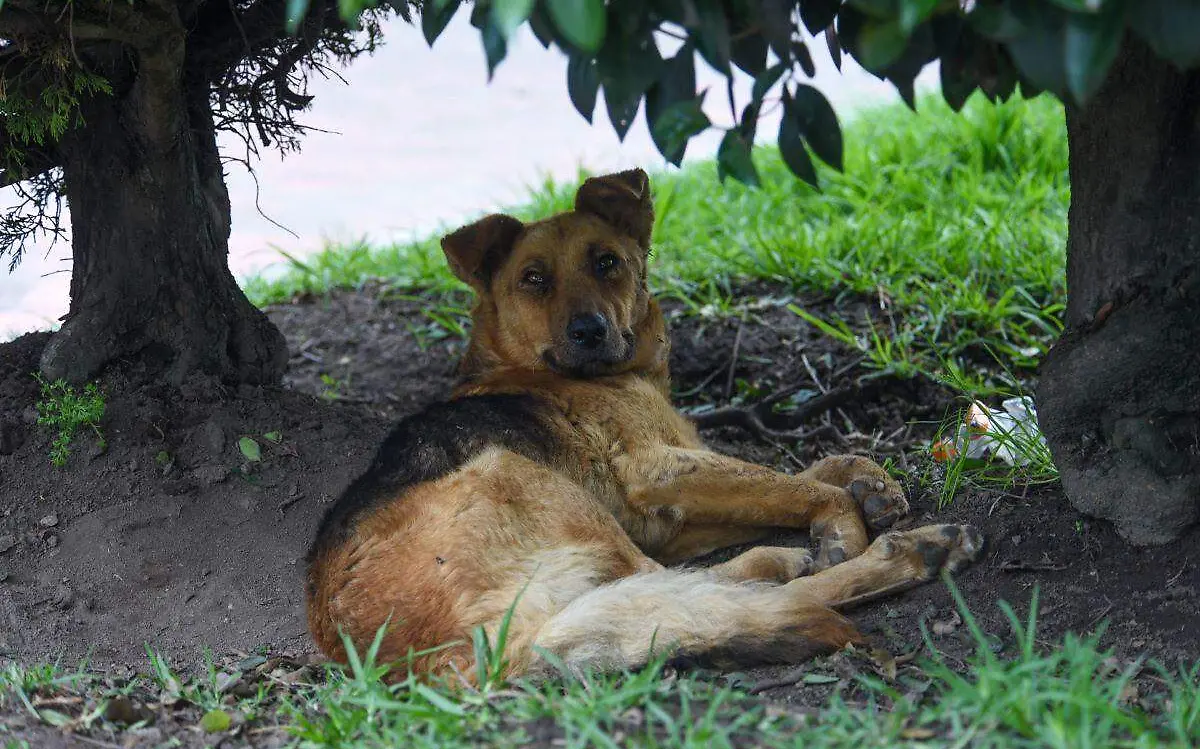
<box><xmin>931</xmin><ymin>396</ymin><xmax>1047</xmax><ymax>467</ymax></box>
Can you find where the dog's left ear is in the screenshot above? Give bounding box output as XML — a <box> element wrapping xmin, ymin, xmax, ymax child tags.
<box><xmin>574</xmin><ymin>169</ymin><xmax>654</xmax><ymax>251</ymax></box>
<box><xmin>441</xmin><ymin>214</ymin><xmax>525</xmax><ymax>291</ymax></box>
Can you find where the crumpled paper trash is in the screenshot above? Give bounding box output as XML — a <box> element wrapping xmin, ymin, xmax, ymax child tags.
<box><xmin>931</xmin><ymin>396</ymin><xmax>1046</xmax><ymax>467</ymax></box>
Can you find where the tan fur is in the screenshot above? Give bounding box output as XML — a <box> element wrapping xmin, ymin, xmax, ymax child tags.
<box><xmin>306</xmin><ymin>169</ymin><xmax>984</xmax><ymax>683</ymax></box>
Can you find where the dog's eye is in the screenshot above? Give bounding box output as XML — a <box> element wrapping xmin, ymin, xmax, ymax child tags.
<box><xmin>521</xmin><ymin>270</ymin><xmax>547</xmax><ymax>287</ymax></box>
<box><xmin>595</xmin><ymin>254</ymin><xmax>621</xmax><ymax>274</ymax></box>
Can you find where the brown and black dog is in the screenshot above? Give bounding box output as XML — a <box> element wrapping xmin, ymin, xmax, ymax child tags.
<box><xmin>306</xmin><ymin>169</ymin><xmax>983</xmax><ymax>681</ymax></box>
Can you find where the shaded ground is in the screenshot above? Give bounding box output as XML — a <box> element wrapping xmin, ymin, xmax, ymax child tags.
<box><xmin>1</xmin><ymin>283</ymin><xmax>1197</xmax><ymax>746</ymax></box>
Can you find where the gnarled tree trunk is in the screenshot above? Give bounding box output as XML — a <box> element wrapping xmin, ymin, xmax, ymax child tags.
<box><xmin>1039</xmin><ymin>38</ymin><xmax>1200</xmax><ymax>545</ymax></box>
<box><xmin>40</xmin><ymin>34</ymin><xmax>287</xmax><ymax>386</ymax></box>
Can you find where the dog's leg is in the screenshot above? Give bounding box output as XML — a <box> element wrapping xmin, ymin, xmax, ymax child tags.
<box><xmin>527</xmin><ymin>523</ymin><xmax>982</xmax><ymax>678</ymax></box>
<box><xmin>653</xmin><ymin>523</ymin><xmax>773</xmax><ymax>565</ymax></box>
<box><xmin>527</xmin><ymin>568</ymin><xmax>863</xmax><ymax>676</ymax></box>
<box><xmin>706</xmin><ymin>545</ymin><xmax>816</xmax><ymax>583</ymax></box>
<box><xmin>616</xmin><ymin>446</ymin><xmax>906</xmax><ymax>569</ymax></box>
<box><xmin>784</xmin><ymin>524</ymin><xmax>984</xmax><ymax>608</ymax></box>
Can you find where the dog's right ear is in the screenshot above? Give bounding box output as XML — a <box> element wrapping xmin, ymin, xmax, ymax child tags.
<box><xmin>441</xmin><ymin>214</ymin><xmax>524</xmax><ymax>290</ymax></box>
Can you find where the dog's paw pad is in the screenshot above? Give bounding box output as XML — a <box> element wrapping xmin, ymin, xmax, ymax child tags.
<box><xmin>849</xmin><ymin>477</ymin><xmax>909</xmax><ymax>530</ymax></box>
<box><xmin>873</xmin><ymin>524</ymin><xmax>984</xmax><ymax>578</ymax></box>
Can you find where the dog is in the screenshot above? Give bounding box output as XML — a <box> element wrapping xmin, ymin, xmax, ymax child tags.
<box><xmin>305</xmin><ymin>169</ymin><xmax>983</xmax><ymax>681</ymax></box>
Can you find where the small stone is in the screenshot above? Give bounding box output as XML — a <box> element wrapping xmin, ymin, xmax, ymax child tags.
<box><xmin>38</xmin><ymin>512</ymin><xmax>59</xmax><ymax>528</ymax></box>
<box><xmin>0</xmin><ymin>567</ymin><xmax>9</xmax><ymax>583</ymax></box>
<box><xmin>42</xmin><ymin>533</ymin><xmax>59</xmax><ymax>549</ymax></box>
<box><xmin>0</xmin><ymin>534</ymin><xmax>15</xmax><ymax>554</ymax></box>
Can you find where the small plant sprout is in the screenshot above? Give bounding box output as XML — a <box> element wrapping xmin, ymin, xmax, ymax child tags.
<box><xmin>33</xmin><ymin>374</ymin><xmax>107</xmax><ymax>467</ymax></box>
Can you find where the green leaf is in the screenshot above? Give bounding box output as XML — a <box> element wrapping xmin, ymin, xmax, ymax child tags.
<box><xmin>778</xmin><ymin>94</ymin><xmax>818</xmax><ymax>188</ymax></box>
<box><xmin>800</xmin><ymin>0</ymin><xmax>841</xmax><ymax>35</ymax></box>
<box><xmin>200</xmin><ymin>709</ymin><xmax>232</xmax><ymax>733</ymax></box>
<box><xmin>286</xmin><ymin>0</ymin><xmax>312</xmax><ymax>34</ymax></box>
<box><xmin>856</xmin><ymin>19</ymin><xmax>909</xmax><ymax>70</ymax></box>
<box><xmin>567</xmin><ymin>53</ymin><xmax>599</xmax><ymax>122</ymax></box>
<box><xmin>1129</xmin><ymin>0</ymin><xmax>1200</xmax><ymax>70</ymax></box>
<box><xmin>716</xmin><ymin>130</ymin><xmax>759</xmax><ymax>187</ymax></box>
<box><xmin>731</xmin><ymin>30</ymin><xmax>769</xmax><ymax>76</ymax></box>
<box><xmin>1004</xmin><ymin>7</ymin><xmax>1070</xmax><ymax>96</ymax></box>
<box><xmin>491</xmin><ymin>0</ymin><xmax>535</xmax><ymax>40</ymax></box>
<box><xmin>527</xmin><ymin>8</ymin><xmax>555</xmax><ymax>47</ymax></box>
<box><xmin>751</xmin><ymin>62</ymin><xmax>788</xmax><ymax>104</ymax></box>
<box><xmin>793</xmin><ymin>41</ymin><xmax>816</xmax><ymax>77</ymax></box>
<box><xmin>238</xmin><ymin>437</ymin><xmax>262</xmax><ymax>463</ymax></box>
<box><xmin>788</xmin><ymin>84</ymin><xmax>843</xmax><ymax>171</ymax></box>
<box><xmin>481</xmin><ymin>20</ymin><xmax>509</xmax><ymax>79</ymax></box>
<box><xmin>899</xmin><ymin>0</ymin><xmax>940</xmax><ymax>33</ymax></box>
<box><xmin>39</xmin><ymin>709</ymin><xmax>72</xmax><ymax>728</ymax></box>
<box><xmin>760</xmin><ymin>0</ymin><xmax>795</xmax><ymax>59</ymax></box>
<box><xmin>413</xmin><ymin>683</ymin><xmax>467</xmax><ymax>715</ymax></box>
<box><xmin>546</xmin><ymin>0</ymin><xmax>606</xmax><ymax>53</ymax></box>
<box><xmin>1064</xmin><ymin>4</ymin><xmax>1126</xmax><ymax>103</ymax></box>
<box><xmin>262</xmin><ymin>431</ymin><xmax>282</xmax><ymax>443</ymax></box>
<box><xmin>646</xmin><ymin>47</ymin><xmax>700</xmax><ymax>164</ymax></box>
<box><xmin>596</xmin><ymin>18</ymin><xmax>663</xmax><ymax>141</ymax></box>
<box><xmin>694</xmin><ymin>0</ymin><xmax>733</xmax><ymax>75</ymax></box>
<box><xmin>421</xmin><ymin>0</ymin><xmax>460</xmax><ymax>46</ymax></box>
<box><xmin>650</xmin><ymin>97</ymin><xmax>711</xmax><ymax>166</ymax></box>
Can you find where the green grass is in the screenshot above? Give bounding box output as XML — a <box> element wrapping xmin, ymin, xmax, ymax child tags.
<box><xmin>4</xmin><ymin>585</ymin><xmax>1197</xmax><ymax>747</ymax></box>
<box><xmin>32</xmin><ymin>373</ymin><xmax>106</xmax><ymax>467</ymax></box>
<box><xmin>244</xmin><ymin>92</ymin><xmax>1068</xmax><ymax>394</ymax></box>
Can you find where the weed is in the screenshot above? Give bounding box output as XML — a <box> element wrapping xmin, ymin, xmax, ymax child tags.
<box><xmin>32</xmin><ymin>374</ymin><xmax>106</xmax><ymax>467</ymax></box>
<box><xmin>318</xmin><ymin>373</ymin><xmax>347</xmax><ymax>403</ymax></box>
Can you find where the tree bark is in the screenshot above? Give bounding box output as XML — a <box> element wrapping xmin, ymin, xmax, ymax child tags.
<box><xmin>1039</xmin><ymin>37</ymin><xmax>1200</xmax><ymax>545</ymax></box>
<box><xmin>40</xmin><ymin>37</ymin><xmax>287</xmax><ymax>386</ymax></box>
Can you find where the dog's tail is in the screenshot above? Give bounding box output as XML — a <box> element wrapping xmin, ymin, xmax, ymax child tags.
<box><xmin>525</xmin><ymin>569</ymin><xmax>862</xmax><ymax>677</ymax></box>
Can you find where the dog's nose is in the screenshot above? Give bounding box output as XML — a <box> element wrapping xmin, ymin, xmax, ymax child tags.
<box><xmin>567</xmin><ymin>313</ymin><xmax>609</xmax><ymax>349</ymax></box>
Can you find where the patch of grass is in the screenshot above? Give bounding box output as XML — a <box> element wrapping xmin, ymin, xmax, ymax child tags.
<box><xmin>32</xmin><ymin>373</ymin><xmax>106</xmax><ymax>467</ymax></box>
<box><xmin>284</xmin><ymin>584</ymin><xmax>1200</xmax><ymax>748</ymax></box>
<box><xmin>3</xmin><ymin>583</ymin><xmax>1198</xmax><ymax>747</ymax></box>
<box><xmin>244</xmin><ymin>93</ymin><xmax>1068</xmax><ymax>395</ymax></box>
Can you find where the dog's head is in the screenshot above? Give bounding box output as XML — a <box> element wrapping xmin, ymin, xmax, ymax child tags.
<box><xmin>443</xmin><ymin>169</ymin><xmax>667</xmax><ymax>381</ymax></box>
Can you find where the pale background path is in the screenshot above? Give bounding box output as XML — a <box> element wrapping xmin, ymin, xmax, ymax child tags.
<box><xmin>0</xmin><ymin>15</ymin><xmax>936</xmax><ymax>339</ymax></box>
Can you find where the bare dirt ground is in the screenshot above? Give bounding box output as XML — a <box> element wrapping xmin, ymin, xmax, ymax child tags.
<box><xmin>1</xmin><ymin>283</ymin><xmax>1196</xmax><ymax>746</ymax></box>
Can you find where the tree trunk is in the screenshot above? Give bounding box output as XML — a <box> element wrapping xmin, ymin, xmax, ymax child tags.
<box><xmin>1039</xmin><ymin>38</ymin><xmax>1200</xmax><ymax>545</ymax></box>
<box><xmin>40</xmin><ymin>40</ymin><xmax>287</xmax><ymax>386</ymax></box>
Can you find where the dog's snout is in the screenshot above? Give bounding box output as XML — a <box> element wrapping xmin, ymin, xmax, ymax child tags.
<box><xmin>567</xmin><ymin>313</ymin><xmax>609</xmax><ymax>350</ymax></box>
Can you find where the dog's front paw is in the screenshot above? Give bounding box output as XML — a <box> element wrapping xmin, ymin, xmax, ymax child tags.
<box><xmin>804</xmin><ymin>455</ymin><xmax>910</xmax><ymax>530</ymax></box>
<box><xmin>848</xmin><ymin>475</ymin><xmax>909</xmax><ymax>531</ymax></box>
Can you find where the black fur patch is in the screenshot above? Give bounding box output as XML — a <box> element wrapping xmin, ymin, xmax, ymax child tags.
<box><xmin>306</xmin><ymin>394</ymin><xmax>559</xmax><ymax>570</ymax></box>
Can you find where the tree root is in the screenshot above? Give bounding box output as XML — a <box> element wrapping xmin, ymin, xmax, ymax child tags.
<box><xmin>689</xmin><ymin>381</ymin><xmax>880</xmax><ymax>442</ymax></box>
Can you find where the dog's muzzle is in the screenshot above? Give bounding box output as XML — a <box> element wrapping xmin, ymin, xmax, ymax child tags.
<box><xmin>545</xmin><ymin>313</ymin><xmax>634</xmax><ymax>377</ymax></box>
